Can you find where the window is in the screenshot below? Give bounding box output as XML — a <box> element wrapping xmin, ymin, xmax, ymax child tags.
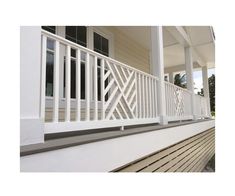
<box><xmin>65</xmin><ymin>26</ymin><xmax>87</xmax><ymax>47</ymax></box>
<box><xmin>63</xmin><ymin>49</ymin><xmax>86</xmax><ymax>99</ymax></box>
<box><xmin>45</xmin><ymin>39</ymin><xmax>55</xmax><ymax>97</ymax></box>
<box><xmin>94</xmin><ymin>32</ymin><xmax>110</xmax><ymax>100</ymax></box>
<box><xmin>42</xmin><ymin>26</ymin><xmax>56</xmax><ymax>34</ymax></box>
<box><xmin>94</xmin><ymin>32</ymin><xmax>109</xmax><ymax>56</ymax></box>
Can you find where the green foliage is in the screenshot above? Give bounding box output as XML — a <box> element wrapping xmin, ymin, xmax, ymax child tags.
<box><xmin>198</xmin><ymin>74</ymin><xmax>215</xmax><ymax>114</ymax></box>
<box><xmin>209</xmin><ymin>74</ymin><xmax>215</xmax><ymax>112</ymax></box>
<box><xmin>174</xmin><ymin>73</ymin><xmax>186</xmax><ymax>88</ymax></box>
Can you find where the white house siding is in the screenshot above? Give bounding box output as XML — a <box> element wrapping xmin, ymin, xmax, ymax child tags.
<box><xmin>105</xmin><ymin>27</ymin><xmax>151</xmax><ymax>73</ymax></box>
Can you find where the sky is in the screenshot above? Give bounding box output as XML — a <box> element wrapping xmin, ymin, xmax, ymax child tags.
<box><xmin>193</xmin><ymin>68</ymin><xmax>215</xmax><ymax>93</ymax></box>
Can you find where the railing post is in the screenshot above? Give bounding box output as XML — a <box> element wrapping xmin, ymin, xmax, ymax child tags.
<box><xmin>76</xmin><ymin>49</ymin><xmax>81</xmax><ymax>121</ymax></box>
<box><xmin>53</xmin><ymin>40</ymin><xmax>60</xmax><ymax>122</ymax></box>
<box><xmin>185</xmin><ymin>46</ymin><xmax>196</xmax><ymax>120</ymax></box>
<box><xmin>65</xmin><ymin>45</ymin><xmax>71</xmax><ymax>121</ymax></box>
<box><xmin>150</xmin><ymin>26</ymin><xmax>168</xmax><ymax>125</ymax></box>
<box><xmin>20</xmin><ymin>27</ymin><xmax>44</xmax><ymax>145</ymax></box>
<box><xmin>202</xmin><ymin>66</ymin><xmax>211</xmax><ymax>117</ymax></box>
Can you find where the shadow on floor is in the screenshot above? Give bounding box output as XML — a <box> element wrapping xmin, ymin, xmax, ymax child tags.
<box><xmin>203</xmin><ymin>154</ymin><xmax>215</xmax><ymax>172</ymax></box>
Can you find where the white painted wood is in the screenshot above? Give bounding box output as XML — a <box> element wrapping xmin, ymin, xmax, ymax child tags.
<box><xmin>149</xmin><ymin>77</ymin><xmax>152</xmax><ymax>118</ymax></box>
<box><xmin>202</xmin><ymin>66</ymin><xmax>211</xmax><ymax>117</ymax></box>
<box><xmin>138</xmin><ymin>73</ymin><xmax>142</xmax><ymax>118</ymax></box>
<box><xmin>53</xmin><ymin>40</ymin><xmax>60</xmax><ymax>122</ymax></box>
<box><xmin>85</xmin><ymin>53</ymin><xmax>90</xmax><ymax>121</ymax></box>
<box><xmin>142</xmin><ymin>75</ymin><xmax>145</xmax><ymax>118</ymax></box>
<box><xmin>21</xmin><ymin>120</ymin><xmax>215</xmax><ymax>172</ymax></box>
<box><xmin>135</xmin><ymin>72</ymin><xmax>138</xmax><ymax>117</ymax></box>
<box><xmin>154</xmin><ymin>80</ymin><xmax>158</xmax><ymax>117</ymax></box>
<box><xmin>40</xmin><ymin>35</ymin><xmax>47</xmax><ymax>119</ymax></box>
<box><xmin>100</xmin><ymin>59</ymin><xmax>105</xmax><ymax>120</ymax></box>
<box><xmin>65</xmin><ymin>45</ymin><xmax>71</xmax><ymax>121</ymax></box>
<box><xmin>169</xmin><ymin>72</ymin><xmax>174</xmax><ymax>83</ymax></box>
<box><xmin>151</xmin><ymin>26</ymin><xmax>167</xmax><ymax>125</ymax></box>
<box><xmin>93</xmin><ymin>56</ymin><xmax>98</xmax><ymax>120</ymax></box>
<box><xmin>76</xmin><ymin>49</ymin><xmax>81</xmax><ymax>121</ymax></box>
<box><xmin>21</xmin><ymin>27</ymin><xmax>44</xmax><ymax>145</ymax></box>
<box><xmin>45</xmin><ymin>117</ymin><xmax>160</xmax><ymax>133</ymax></box>
<box><xmin>185</xmin><ymin>47</ymin><xmax>195</xmax><ymax>119</ymax></box>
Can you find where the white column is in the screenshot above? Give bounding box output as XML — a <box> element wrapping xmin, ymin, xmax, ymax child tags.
<box><xmin>202</xmin><ymin>66</ymin><xmax>211</xmax><ymax>117</ymax></box>
<box><xmin>20</xmin><ymin>26</ymin><xmax>44</xmax><ymax>145</ymax></box>
<box><xmin>169</xmin><ymin>72</ymin><xmax>174</xmax><ymax>83</ymax></box>
<box><xmin>151</xmin><ymin>26</ymin><xmax>168</xmax><ymax>125</ymax></box>
<box><xmin>185</xmin><ymin>47</ymin><xmax>196</xmax><ymax>119</ymax></box>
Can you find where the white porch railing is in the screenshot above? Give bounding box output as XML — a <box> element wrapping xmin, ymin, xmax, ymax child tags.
<box><xmin>40</xmin><ymin>30</ymin><xmax>209</xmax><ymax>134</ymax></box>
<box><xmin>165</xmin><ymin>82</ymin><xmax>193</xmax><ymax>121</ymax></box>
<box><xmin>41</xmin><ymin>30</ymin><xmax>160</xmax><ymax>134</ymax></box>
<box><xmin>194</xmin><ymin>94</ymin><xmax>209</xmax><ymax>118</ymax></box>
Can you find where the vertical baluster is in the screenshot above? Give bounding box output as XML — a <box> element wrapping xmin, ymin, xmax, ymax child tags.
<box><xmin>165</xmin><ymin>84</ymin><xmax>168</xmax><ymax>116</ymax></box>
<box><xmin>40</xmin><ymin>35</ymin><xmax>47</xmax><ymax>119</ymax></box>
<box><xmin>138</xmin><ymin>73</ymin><xmax>142</xmax><ymax>118</ymax></box>
<box><xmin>65</xmin><ymin>45</ymin><xmax>71</xmax><ymax>121</ymax></box>
<box><xmin>142</xmin><ymin>75</ymin><xmax>145</xmax><ymax>118</ymax></box>
<box><xmin>76</xmin><ymin>49</ymin><xmax>81</xmax><ymax>121</ymax></box>
<box><xmin>170</xmin><ymin>85</ymin><xmax>173</xmax><ymax>117</ymax></box>
<box><xmin>145</xmin><ymin>76</ymin><xmax>148</xmax><ymax>118</ymax></box>
<box><xmin>154</xmin><ymin>79</ymin><xmax>158</xmax><ymax>117</ymax></box>
<box><xmin>53</xmin><ymin>40</ymin><xmax>60</xmax><ymax>122</ymax></box>
<box><xmin>94</xmin><ymin>56</ymin><xmax>98</xmax><ymax>120</ymax></box>
<box><xmin>85</xmin><ymin>53</ymin><xmax>90</xmax><ymax>121</ymax></box>
<box><xmin>149</xmin><ymin>77</ymin><xmax>152</xmax><ymax>118</ymax></box>
<box><xmin>101</xmin><ymin>59</ymin><xmax>105</xmax><ymax>120</ymax></box>
<box><xmin>151</xmin><ymin>78</ymin><xmax>155</xmax><ymax>118</ymax></box>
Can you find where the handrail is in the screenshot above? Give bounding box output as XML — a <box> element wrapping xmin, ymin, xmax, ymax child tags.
<box><xmin>41</xmin><ymin>30</ymin><xmax>159</xmax><ymax>81</ymax></box>
<box><xmin>164</xmin><ymin>81</ymin><xmax>192</xmax><ymax>94</ymax></box>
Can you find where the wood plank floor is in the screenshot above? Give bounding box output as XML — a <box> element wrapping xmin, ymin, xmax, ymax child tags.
<box><xmin>114</xmin><ymin>128</ymin><xmax>215</xmax><ymax>172</ymax></box>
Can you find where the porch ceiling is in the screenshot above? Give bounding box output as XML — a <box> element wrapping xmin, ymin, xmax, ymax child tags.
<box><xmin>115</xmin><ymin>26</ymin><xmax>215</xmax><ymax>69</ymax></box>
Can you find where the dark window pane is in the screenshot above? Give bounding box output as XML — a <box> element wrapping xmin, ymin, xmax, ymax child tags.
<box><xmin>71</xmin><ymin>48</ymin><xmax>76</xmax><ymax>58</ymax></box>
<box><xmin>102</xmin><ymin>37</ymin><xmax>109</xmax><ymax>56</ymax></box>
<box><xmin>71</xmin><ymin>60</ymin><xmax>76</xmax><ymax>99</ymax></box>
<box><xmin>65</xmin><ymin>26</ymin><xmax>87</xmax><ymax>47</ymax></box>
<box><xmin>77</xmin><ymin>26</ymin><xmax>87</xmax><ymax>47</ymax></box>
<box><xmin>46</xmin><ymin>51</ymin><xmax>54</xmax><ymax>96</ymax></box>
<box><xmin>64</xmin><ymin>60</ymin><xmax>86</xmax><ymax>100</ymax></box>
<box><xmin>42</xmin><ymin>26</ymin><xmax>56</xmax><ymax>34</ymax></box>
<box><xmin>94</xmin><ymin>32</ymin><xmax>109</xmax><ymax>57</ymax></box>
<box><xmin>97</xmin><ymin>68</ymin><xmax>101</xmax><ymax>101</ymax></box>
<box><xmin>81</xmin><ymin>62</ymin><xmax>85</xmax><ymax>99</ymax></box>
<box><xmin>63</xmin><ymin>59</ymin><xmax>79</xmax><ymax>99</ymax></box>
<box><xmin>66</xmin><ymin>36</ymin><xmax>77</xmax><ymax>44</ymax></box>
<box><xmin>94</xmin><ymin>32</ymin><xmax>102</xmax><ymax>52</ymax></box>
<box><xmin>66</xmin><ymin>26</ymin><xmax>76</xmax><ymax>40</ymax></box>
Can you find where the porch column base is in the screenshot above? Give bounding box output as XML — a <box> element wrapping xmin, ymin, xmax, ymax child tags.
<box><xmin>159</xmin><ymin>116</ymin><xmax>168</xmax><ymax>125</ymax></box>
<box><xmin>192</xmin><ymin>115</ymin><xmax>198</xmax><ymax>121</ymax></box>
<box><xmin>20</xmin><ymin>118</ymin><xmax>44</xmax><ymax>146</ymax></box>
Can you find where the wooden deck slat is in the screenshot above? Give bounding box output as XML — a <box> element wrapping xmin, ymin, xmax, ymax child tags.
<box><xmin>184</xmin><ymin>143</ymin><xmax>215</xmax><ymax>172</ymax></box>
<box><xmin>172</xmin><ymin>137</ymin><xmax>214</xmax><ymax>172</ymax></box>
<box><xmin>189</xmin><ymin>145</ymin><xmax>215</xmax><ymax>172</ymax></box>
<box><xmin>140</xmin><ymin>131</ymin><xmax>214</xmax><ymax>172</ymax></box>
<box><xmin>116</xmin><ymin>128</ymin><xmax>215</xmax><ymax>172</ymax></box>
<box><xmin>194</xmin><ymin>147</ymin><xmax>215</xmax><ymax>172</ymax></box>
<box><xmin>118</xmin><ymin>128</ymin><xmax>214</xmax><ymax>172</ymax></box>
<box><xmin>156</xmin><ymin>134</ymin><xmax>214</xmax><ymax>172</ymax></box>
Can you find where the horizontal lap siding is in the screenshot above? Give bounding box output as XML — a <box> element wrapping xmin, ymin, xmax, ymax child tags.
<box><xmin>106</xmin><ymin>27</ymin><xmax>150</xmax><ymax>73</ymax></box>
<box><xmin>114</xmin><ymin>128</ymin><xmax>215</xmax><ymax>172</ymax></box>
